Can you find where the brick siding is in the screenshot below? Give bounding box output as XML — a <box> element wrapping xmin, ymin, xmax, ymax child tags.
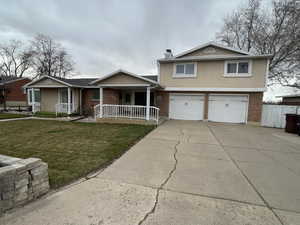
<box><xmin>2</xmin><ymin>78</ymin><xmax>30</xmax><ymax>102</ymax></box>
<box><xmin>82</xmin><ymin>88</ymin><xmax>120</xmax><ymax>115</ymax></box>
<box><xmin>156</xmin><ymin>91</ymin><xmax>169</xmax><ymax>117</ymax></box>
<box><xmin>247</xmin><ymin>92</ymin><xmax>263</xmax><ymax>122</ymax></box>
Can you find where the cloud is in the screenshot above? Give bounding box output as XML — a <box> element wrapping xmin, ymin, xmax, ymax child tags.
<box><xmin>0</xmin><ymin>0</ymin><xmax>244</xmax><ymax>76</ymax></box>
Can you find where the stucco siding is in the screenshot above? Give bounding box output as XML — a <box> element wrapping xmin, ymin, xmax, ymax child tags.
<box><xmin>96</xmin><ymin>73</ymin><xmax>150</xmax><ymax>85</ymax></box>
<box><xmin>159</xmin><ymin>59</ymin><xmax>267</xmax><ymax>88</ymax></box>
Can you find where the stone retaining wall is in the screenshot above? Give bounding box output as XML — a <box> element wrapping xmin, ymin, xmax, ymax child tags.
<box><xmin>0</xmin><ymin>155</ymin><xmax>49</xmax><ymax>215</ymax></box>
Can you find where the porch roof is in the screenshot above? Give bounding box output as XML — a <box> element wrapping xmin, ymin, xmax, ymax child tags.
<box><xmin>89</xmin><ymin>69</ymin><xmax>159</xmax><ymax>86</ymax></box>
<box><xmin>24</xmin><ymin>70</ymin><xmax>159</xmax><ymax>89</ymax></box>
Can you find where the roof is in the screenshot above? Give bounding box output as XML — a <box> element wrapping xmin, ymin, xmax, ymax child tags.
<box><xmin>89</xmin><ymin>69</ymin><xmax>158</xmax><ymax>85</ymax></box>
<box><xmin>141</xmin><ymin>75</ymin><xmax>158</xmax><ymax>82</ymax></box>
<box><xmin>158</xmin><ymin>54</ymin><xmax>273</xmax><ymax>63</ymax></box>
<box><xmin>277</xmin><ymin>94</ymin><xmax>300</xmax><ymax>98</ymax></box>
<box><xmin>25</xmin><ymin>71</ymin><xmax>159</xmax><ymax>88</ymax></box>
<box><xmin>54</xmin><ymin>77</ymin><xmax>96</xmax><ymax>86</ymax></box>
<box><xmin>173</xmin><ymin>41</ymin><xmax>250</xmax><ymax>58</ymax></box>
<box><xmin>0</xmin><ymin>76</ymin><xmax>30</xmax><ymax>85</ymax></box>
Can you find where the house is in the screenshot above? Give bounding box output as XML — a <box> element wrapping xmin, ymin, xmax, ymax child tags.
<box><xmin>0</xmin><ymin>76</ymin><xmax>31</xmax><ymax>109</ymax></box>
<box><xmin>278</xmin><ymin>94</ymin><xmax>300</xmax><ymax>105</ymax></box>
<box><xmin>24</xmin><ymin>42</ymin><xmax>271</xmax><ymax>124</ymax></box>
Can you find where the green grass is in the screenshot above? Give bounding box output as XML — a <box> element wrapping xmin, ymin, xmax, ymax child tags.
<box><xmin>0</xmin><ymin>113</ymin><xmax>29</xmax><ymax>120</ymax></box>
<box><xmin>34</xmin><ymin>111</ymin><xmax>69</xmax><ymax>118</ymax></box>
<box><xmin>0</xmin><ymin>120</ymin><xmax>154</xmax><ymax>188</ymax></box>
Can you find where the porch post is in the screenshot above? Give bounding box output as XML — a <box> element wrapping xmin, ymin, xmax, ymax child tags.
<box><xmin>79</xmin><ymin>88</ymin><xmax>82</xmax><ymax>115</ymax></box>
<box><xmin>32</xmin><ymin>88</ymin><xmax>35</xmax><ymax>113</ymax></box>
<box><xmin>67</xmin><ymin>87</ymin><xmax>71</xmax><ymax>115</ymax></box>
<box><xmin>99</xmin><ymin>87</ymin><xmax>103</xmax><ymax>118</ymax></box>
<box><xmin>146</xmin><ymin>86</ymin><xmax>150</xmax><ymax>120</ymax></box>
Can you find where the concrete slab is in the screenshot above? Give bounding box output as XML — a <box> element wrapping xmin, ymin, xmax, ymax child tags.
<box><xmin>144</xmin><ymin>190</ymin><xmax>281</xmax><ymax>225</ymax></box>
<box><xmin>208</xmin><ymin>124</ymin><xmax>262</xmax><ymax>149</ymax></box>
<box><xmin>187</xmin><ymin>133</ymin><xmax>220</xmax><ymax>145</ymax></box>
<box><xmin>165</xmin><ymin>154</ymin><xmax>265</xmax><ymax>205</ymax></box>
<box><xmin>275</xmin><ymin>210</ymin><xmax>300</xmax><ymax>225</ymax></box>
<box><xmin>224</xmin><ymin>146</ymin><xmax>276</xmax><ymax>164</ymax></box>
<box><xmin>238</xmin><ymin>162</ymin><xmax>300</xmax><ymax>212</ymax></box>
<box><xmin>0</xmin><ymin>178</ymin><xmax>156</xmax><ymax>225</ymax></box>
<box><xmin>178</xmin><ymin>142</ymin><xmax>230</xmax><ymax>161</ymax></box>
<box><xmin>98</xmin><ymin>138</ymin><xmax>177</xmax><ymax>188</ymax></box>
<box><xmin>209</xmin><ymin>123</ymin><xmax>299</xmax><ymax>153</ymax></box>
<box><xmin>261</xmin><ymin>150</ymin><xmax>300</xmax><ymax>176</ymax></box>
<box><xmin>146</xmin><ymin>127</ymin><xmax>181</xmax><ymax>141</ymax></box>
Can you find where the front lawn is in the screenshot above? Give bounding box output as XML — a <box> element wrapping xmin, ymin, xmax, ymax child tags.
<box><xmin>0</xmin><ymin>113</ymin><xmax>30</xmax><ymax>120</ymax></box>
<box><xmin>0</xmin><ymin>120</ymin><xmax>154</xmax><ymax>188</ymax></box>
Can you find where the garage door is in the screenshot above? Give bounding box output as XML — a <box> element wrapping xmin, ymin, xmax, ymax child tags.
<box><xmin>169</xmin><ymin>94</ymin><xmax>204</xmax><ymax>120</ymax></box>
<box><xmin>208</xmin><ymin>95</ymin><xmax>248</xmax><ymax>123</ymax></box>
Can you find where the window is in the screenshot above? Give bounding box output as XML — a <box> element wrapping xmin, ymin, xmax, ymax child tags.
<box><xmin>60</xmin><ymin>88</ymin><xmax>72</xmax><ymax>103</ymax></box>
<box><xmin>224</xmin><ymin>60</ymin><xmax>251</xmax><ymax>77</ymax></box>
<box><xmin>91</xmin><ymin>89</ymin><xmax>99</xmax><ymax>100</ymax></box>
<box><xmin>28</xmin><ymin>89</ymin><xmax>40</xmax><ymax>104</ymax></box>
<box><xmin>174</xmin><ymin>63</ymin><xmax>197</xmax><ymax>77</ymax></box>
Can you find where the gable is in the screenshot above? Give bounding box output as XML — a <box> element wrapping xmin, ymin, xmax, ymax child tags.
<box><xmin>177</xmin><ymin>46</ymin><xmax>245</xmax><ymax>58</ymax></box>
<box><xmin>29</xmin><ymin>77</ymin><xmax>68</xmax><ymax>87</ymax></box>
<box><xmin>94</xmin><ymin>72</ymin><xmax>151</xmax><ymax>85</ymax></box>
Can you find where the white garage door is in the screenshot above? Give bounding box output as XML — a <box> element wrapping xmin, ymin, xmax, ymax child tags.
<box><xmin>169</xmin><ymin>94</ymin><xmax>204</xmax><ymax>120</ymax></box>
<box><xmin>208</xmin><ymin>95</ymin><xmax>248</xmax><ymax>123</ymax></box>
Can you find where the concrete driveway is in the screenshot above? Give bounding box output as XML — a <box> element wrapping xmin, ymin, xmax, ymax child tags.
<box><xmin>2</xmin><ymin>120</ymin><xmax>300</xmax><ymax>225</ymax></box>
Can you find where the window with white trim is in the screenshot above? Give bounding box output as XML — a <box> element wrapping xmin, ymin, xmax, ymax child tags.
<box><xmin>224</xmin><ymin>60</ymin><xmax>251</xmax><ymax>77</ymax></box>
<box><xmin>173</xmin><ymin>63</ymin><xmax>197</xmax><ymax>78</ymax></box>
<box><xmin>28</xmin><ymin>89</ymin><xmax>40</xmax><ymax>104</ymax></box>
<box><xmin>59</xmin><ymin>88</ymin><xmax>72</xmax><ymax>103</ymax></box>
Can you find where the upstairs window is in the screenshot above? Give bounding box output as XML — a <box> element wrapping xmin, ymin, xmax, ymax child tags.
<box><xmin>174</xmin><ymin>63</ymin><xmax>197</xmax><ymax>78</ymax></box>
<box><xmin>224</xmin><ymin>60</ymin><xmax>251</xmax><ymax>77</ymax></box>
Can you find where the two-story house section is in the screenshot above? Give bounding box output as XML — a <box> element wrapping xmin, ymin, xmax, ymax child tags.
<box><xmin>156</xmin><ymin>42</ymin><xmax>271</xmax><ymax>124</ymax></box>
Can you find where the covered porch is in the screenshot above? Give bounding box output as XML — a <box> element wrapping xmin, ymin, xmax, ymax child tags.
<box><xmin>24</xmin><ymin>76</ymin><xmax>83</xmax><ymax>115</ymax></box>
<box><xmin>94</xmin><ymin>86</ymin><xmax>159</xmax><ymax>123</ymax></box>
<box><xmin>91</xmin><ymin>70</ymin><xmax>161</xmax><ymax>124</ymax></box>
<box><xmin>28</xmin><ymin>87</ymin><xmax>82</xmax><ymax>115</ymax></box>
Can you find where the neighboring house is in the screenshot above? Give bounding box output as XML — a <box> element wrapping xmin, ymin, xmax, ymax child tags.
<box><xmin>279</xmin><ymin>94</ymin><xmax>300</xmax><ymax>105</ymax></box>
<box><xmin>24</xmin><ymin>42</ymin><xmax>271</xmax><ymax>124</ymax></box>
<box><xmin>0</xmin><ymin>76</ymin><xmax>31</xmax><ymax>109</ymax></box>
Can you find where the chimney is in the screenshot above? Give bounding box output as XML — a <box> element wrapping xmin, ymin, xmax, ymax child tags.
<box><xmin>164</xmin><ymin>49</ymin><xmax>173</xmax><ymax>59</ymax></box>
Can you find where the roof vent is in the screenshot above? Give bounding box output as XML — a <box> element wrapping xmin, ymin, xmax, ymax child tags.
<box><xmin>164</xmin><ymin>49</ymin><xmax>173</xmax><ymax>59</ymax></box>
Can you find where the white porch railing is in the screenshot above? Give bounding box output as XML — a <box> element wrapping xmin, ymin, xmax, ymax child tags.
<box><xmin>94</xmin><ymin>104</ymin><xmax>160</xmax><ymax>124</ymax></box>
<box><xmin>32</xmin><ymin>103</ymin><xmax>41</xmax><ymax>113</ymax></box>
<box><xmin>55</xmin><ymin>103</ymin><xmax>76</xmax><ymax>115</ymax></box>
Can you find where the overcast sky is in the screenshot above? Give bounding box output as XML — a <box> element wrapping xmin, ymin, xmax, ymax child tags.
<box><xmin>1</xmin><ymin>0</ymin><xmax>288</xmax><ymax>100</ymax></box>
<box><xmin>0</xmin><ymin>0</ymin><xmax>248</xmax><ymax>77</ymax></box>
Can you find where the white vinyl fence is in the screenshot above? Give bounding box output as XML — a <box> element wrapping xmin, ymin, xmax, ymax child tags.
<box><xmin>261</xmin><ymin>104</ymin><xmax>300</xmax><ymax>128</ymax></box>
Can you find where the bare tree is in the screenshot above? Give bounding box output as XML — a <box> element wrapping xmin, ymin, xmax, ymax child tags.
<box><xmin>216</xmin><ymin>0</ymin><xmax>300</xmax><ymax>88</ymax></box>
<box><xmin>0</xmin><ymin>40</ymin><xmax>34</xmax><ymax>111</ymax></box>
<box><xmin>0</xmin><ymin>40</ymin><xmax>34</xmax><ymax>77</ymax></box>
<box><xmin>30</xmin><ymin>34</ymin><xmax>74</xmax><ymax>78</ymax></box>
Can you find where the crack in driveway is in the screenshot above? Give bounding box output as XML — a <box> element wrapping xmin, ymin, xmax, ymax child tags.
<box><xmin>137</xmin><ymin>128</ymin><xmax>183</xmax><ymax>225</ymax></box>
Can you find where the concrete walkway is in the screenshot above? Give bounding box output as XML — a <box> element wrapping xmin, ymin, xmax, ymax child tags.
<box><xmin>0</xmin><ymin>117</ymin><xmax>33</xmax><ymax>122</ymax></box>
<box><xmin>2</xmin><ymin>120</ymin><xmax>300</xmax><ymax>225</ymax></box>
